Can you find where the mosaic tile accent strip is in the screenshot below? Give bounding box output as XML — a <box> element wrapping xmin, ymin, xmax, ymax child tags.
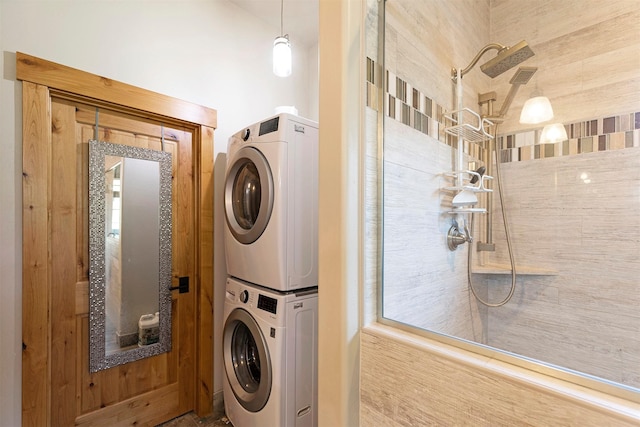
<box><xmin>365</xmin><ymin>57</ymin><xmax>494</xmax><ymax>162</ymax></box>
<box><xmin>365</xmin><ymin>57</ymin><xmax>640</xmax><ymax>164</ymax></box>
<box><xmin>365</xmin><ymin>59</ymin><xmax>455</xmax><ymax>142</ymax></box>
<box><xmin>384</xmin><ymin>69</ymin><xmax>446</xmax><ymax>143</ymax></box>
<box><xmin>498</xmin><ymin>112</ymin><xmax>640</xmax><ymax>163</ymax></box>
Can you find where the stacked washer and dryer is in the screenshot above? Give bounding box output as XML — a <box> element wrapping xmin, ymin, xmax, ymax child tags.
<box><xmin>222</xmin><ymin>113</ymin><xmax>319</xmax><ymax>427</ymax></box>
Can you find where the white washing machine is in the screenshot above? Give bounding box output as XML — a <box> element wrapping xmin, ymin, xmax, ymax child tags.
<box><xmin>223</xmin><ymin>277</ymin><xmax>318</xmax><ymax>427</ymax></box>
<box><xmin>224</xmin><ymin>113</ymin><xmax>318</xmax><ymax>292</ymax></box>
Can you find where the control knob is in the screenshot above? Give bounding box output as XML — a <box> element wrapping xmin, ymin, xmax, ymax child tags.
<box><xmin>240</xmin><ymin>290</ymin><xmax>249</xmax><ymax>303</ymax></box>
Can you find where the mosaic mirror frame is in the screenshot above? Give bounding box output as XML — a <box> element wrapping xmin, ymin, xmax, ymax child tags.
<box><xmin>88</xmin><ymin>139</ymin><xmax>173</xmax><ymax>372</ymax></box>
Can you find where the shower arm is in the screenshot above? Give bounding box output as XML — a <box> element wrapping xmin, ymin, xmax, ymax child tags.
<box><xmin>452</xmin><ymin>43</ymin><xmax>507</xmax><ymax>80</ymax></box>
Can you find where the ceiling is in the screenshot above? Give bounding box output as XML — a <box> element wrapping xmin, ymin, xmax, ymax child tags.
<box><xmin>229</xmin><ymin>0</ymin><xmax>319</xmax><ymax>48</ymax></box>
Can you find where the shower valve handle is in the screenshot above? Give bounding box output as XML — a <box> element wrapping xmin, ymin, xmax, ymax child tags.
<box><xmin>447</xmin><ymin>221</ymin><xmax>472</xmax><ymax>251</ymax></box>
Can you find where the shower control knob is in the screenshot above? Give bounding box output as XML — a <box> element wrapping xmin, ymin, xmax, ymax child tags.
<box><xmin>240</xmin><ymin>290</ymin><xmax>249</xmax><ymax>303</ymax></box>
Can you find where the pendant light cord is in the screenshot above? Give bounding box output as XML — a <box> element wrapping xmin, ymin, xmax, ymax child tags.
<box><xmin>280</xmin><ymin>0</ymin><xmax>284</xmax><ymax>35</ymax></box>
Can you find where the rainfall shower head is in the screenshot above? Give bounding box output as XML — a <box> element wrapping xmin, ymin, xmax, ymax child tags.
<box><xmin>480</xmin><ymin>40</ymin><xmax>535</xmax><ymax>78</ymax></box>
<box><xmin>454</xmin><ymin>40</ymin><xmax>535</xmax><ymax>80</ymax></box>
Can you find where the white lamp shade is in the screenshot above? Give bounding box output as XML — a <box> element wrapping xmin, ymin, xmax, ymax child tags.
<box><xmin>273</xmin><ymin>36</ymin><xmax>292</xmax><ymax>77</ymax></box>
<box><xmin>539</xmin><ymin>123</ymin><xmax>568</xmax><ymax>144</ymax></box>
<box><xmin>520</xmin><ymin>96</ymin><xmax>554</xmax><ymax>124</ymax></box>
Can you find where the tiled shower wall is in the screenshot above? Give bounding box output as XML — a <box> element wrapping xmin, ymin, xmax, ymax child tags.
<box><xmin>484</xmin><ymin>0</ymin><xmax>640</xmax><ymax>388</ymax></box>
<box><xmin>361</xmin><ymin>1</ymin><xmax>640</xmax><ymax>422</ymax></box>
<box><xmin>375</xmin><ymin>0</ymin><xmax>640</xmax><ymax>386</ymax></box>
<box><xmin>485</xmin><ymin>147</ymin><xmax>640</xmax><ymax>386</ymax></box>
<box><xmin>374</xmin><ymin>0</ymin><xmax>492</xmax><ymax>340</ymax></box>
<box><xmin>361</xmin><ymin>0</ymin><xmax>640</xmax><ymax>426</ymax></box>
<box><xmin>369</xmin><ymin>46</ymin><xmax>640</xmax><ymax>371</ymax></box>
<box><xmin>490</xmin><ymin>0</ymin><xmax>640</xmax><ymax>135</ymax></box>
<box><xmin>379</xmin><ymin>114</ymin><xmax>488</xmax><ymax>341</ymax></box>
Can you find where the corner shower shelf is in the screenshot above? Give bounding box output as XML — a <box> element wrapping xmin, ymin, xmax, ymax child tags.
<box><xmin>447</xmin><ymin>208</ymin><xmax>487</xmax><ymax>214</ymax></box>
<box><xmin>471</xmin><ymin>263</ymin><xmax>558</xmax><ymax>276</ymax></box>
<box><xmin>443</xmin><ymin>108</ymin><xmax>494</xmax><ymax>143</ymax></box>
<box><xmin>444</xmin><ymin>170</ymin><xmax>494</xmax><ymax>193</ymax></box>
<box><xmin>443</xmin><ymin>170</ymin><xmax>494</xmax><ymax>214</ymax></box>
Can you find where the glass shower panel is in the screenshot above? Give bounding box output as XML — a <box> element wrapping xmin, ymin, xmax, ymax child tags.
<box><xmin>377</xmin><ymin>0</ymin><xmax>640</xmax><ymax>396</ymax></box>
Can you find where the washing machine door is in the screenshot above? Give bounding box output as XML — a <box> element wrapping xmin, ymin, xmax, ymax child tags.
<box><xmin>223</xmin><ymin>308</ymin><xmax>272</xmax><ymax>412</ymax></box>
<box><xmin>224</xmin><ymin>146</ymin><xmax>274</xmax><ymax>244</ymax></box>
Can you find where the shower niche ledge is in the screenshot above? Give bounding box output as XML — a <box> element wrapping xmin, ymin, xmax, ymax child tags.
<box><xmin>471</xmin><ymin>262</ymin><xmax>557</xmax><ymax>276</ymax></box>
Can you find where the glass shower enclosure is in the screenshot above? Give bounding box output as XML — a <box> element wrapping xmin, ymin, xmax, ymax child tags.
<box><xmin>375</xmin><ymin>0</ymin><xmax>640</xmax><ymax>399</ymax></box>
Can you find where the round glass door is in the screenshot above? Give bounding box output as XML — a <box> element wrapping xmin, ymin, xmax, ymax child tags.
<box><xmin>231</xmin><ymin>323</ymin><xmax>261</xmax><ymax>393</ymax></box>
<box><xmin>224</xmin><ymin>147</ymin><xmax>274</xmax><ymax>244</ymax></box>
<box><xmin>223</xmin><ymin>308</ymin><xmax>272</xmax><ymax>412</ymax></box>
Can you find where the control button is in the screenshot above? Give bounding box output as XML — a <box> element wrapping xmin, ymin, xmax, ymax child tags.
<box><xmin>240</xmin><ymin>290</ymin><xmax>249</xmax><ymax>303</ymax></box>
<box><xmin>242</xmin><ymin>128</ymin><xmax>250</xmax><ymax>141</ymax></box>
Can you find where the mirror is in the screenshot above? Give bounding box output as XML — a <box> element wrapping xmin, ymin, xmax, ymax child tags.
<box><xmin>89</xmin><ymin>139</ymin><xmax>172</xmax><ymax>372</ymax></box>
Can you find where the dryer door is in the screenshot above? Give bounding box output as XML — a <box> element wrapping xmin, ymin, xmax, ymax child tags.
<box><xmin>223</xmin><ymin>308</ymin><xmax>272</xmax><ymax>412</ymax></box>
<box><xmin>224</xmin><ymin>146</ymin><xmax>274</xmax><ymax>244</ymax></box>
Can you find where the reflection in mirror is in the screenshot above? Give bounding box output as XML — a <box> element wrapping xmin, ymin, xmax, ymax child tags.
<box><xmin>104</xmin><ymin>156</ymin><xmax>160</xmax><ymax>354</ymax></box>
<box><xmin>89</xmin><ymin>140</ymin><xmax>172</xmax><ymax>372</ymax></box>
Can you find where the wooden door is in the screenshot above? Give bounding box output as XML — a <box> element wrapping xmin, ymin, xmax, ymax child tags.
<box><xmin>19</xmin><ymin>53</ymin><xmax>216</xmax><ymax>426</ymax></box>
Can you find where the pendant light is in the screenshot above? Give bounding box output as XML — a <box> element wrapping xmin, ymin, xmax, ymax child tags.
<box><xmin>539</xmin><ymin>123</ymin><xmax>568</xmax><ymax>144</ymax></box>
<box><xmin>273</xmin><ymin>0</ymin><xmax>291</xmax><ymax>77</ymax></box>
<box><xmin>519</xmin><ymin>95</ymin><xmax>554</xmax><ymax>124</ymax></box>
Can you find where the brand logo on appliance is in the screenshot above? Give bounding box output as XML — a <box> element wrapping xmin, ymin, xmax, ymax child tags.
<box><xmin>294</xmin><ymin>124</ymin><xmax>305</xmax><ymax>133</ymax></box>
<box><xmin>293</xmin><ymin>302</ymin><xmax>304</xmax><ymax>309</ymax></box>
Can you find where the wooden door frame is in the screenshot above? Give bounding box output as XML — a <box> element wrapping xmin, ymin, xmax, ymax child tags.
<box><xmin>18</xmin><ymin>52</ymin><xmax>216</xmax><ymax>426</ymax></box>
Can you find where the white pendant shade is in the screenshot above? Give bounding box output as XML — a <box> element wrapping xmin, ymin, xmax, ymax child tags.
<box><xmin>520</xmin><ymin>96</ymin><xmax>554</xmax><ymax>124</ymax></box>
<box><xmin>273</xmin><ymin>36</ymin><xmax>292</xmax><ymax>77</ymax></box>
<box><xmin>539</xmin><ymin>123</ymin><xmax>568</xmax><ymax>144</ymax></box>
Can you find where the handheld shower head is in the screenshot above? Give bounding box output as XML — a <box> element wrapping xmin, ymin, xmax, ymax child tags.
<box><xmin>480</xmin><ymin>40</ymin><xmax>535</xmax><ymax>78</ymax></box>
<box><xmin>479</xmin><ymin>66</ymin><xmax>538</xmax><ymax>121</ymax></box>
<box><xmin>509</xmin><ymin>66</ymin><xmax>537</xmax><ymax>85</ymax></box>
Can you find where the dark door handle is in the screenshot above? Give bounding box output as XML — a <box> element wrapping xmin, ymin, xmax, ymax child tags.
<box><xmin>170</xmin><ymin>276</ymin><xmax>189</xmax><ymax>293</ymax></box>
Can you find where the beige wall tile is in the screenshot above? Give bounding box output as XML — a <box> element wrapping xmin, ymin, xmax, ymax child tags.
<box><xmin>361</xmin><ymin>326</ymin><xmax>640</xmax><ymax>426</ymax></box>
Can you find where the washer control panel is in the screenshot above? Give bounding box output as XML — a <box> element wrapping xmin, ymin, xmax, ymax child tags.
<box><xmin>257</xmin><ymin>295</ymin><xmax>278</xmax><ymax>314</ymax></box>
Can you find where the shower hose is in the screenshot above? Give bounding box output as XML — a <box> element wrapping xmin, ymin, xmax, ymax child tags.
<box><xmin>467</xmin><ymin>125</ymin><xmax>517</xmax><ymax>307</ymax></box>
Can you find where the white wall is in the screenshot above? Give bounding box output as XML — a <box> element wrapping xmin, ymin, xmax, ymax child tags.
<box><xmin>0</xmin><ymin>1</ymin><xmax>318</xmax><ymax>423</ymax></box>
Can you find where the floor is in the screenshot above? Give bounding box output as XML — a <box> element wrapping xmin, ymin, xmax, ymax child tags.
<box><xmin>157</xmin><ymin>412</ymin><xmax>233</xmax><ymax>427</ymax></box>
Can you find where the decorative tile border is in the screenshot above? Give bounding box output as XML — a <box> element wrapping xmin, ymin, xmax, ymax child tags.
<box><xmin>366</xmin><ymin>57</ymin><xmax>640</xmax><ymax>164</ymax></box>
<box><xmin>498</xmin><ymin>114</ymin><xmax>640</xmax><ymax>162</ymax></box>
<box><xmin>365</xmin><ymin>57</ymin><xmax>446</xmax><ymax>143</ymax></box>
<box><xmin>366</xmin><ymin>58</ymin><xmax>493</xmax><ymax>163</ymax></box>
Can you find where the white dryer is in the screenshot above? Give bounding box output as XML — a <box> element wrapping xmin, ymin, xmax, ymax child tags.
<box><xmin>224</xmin><ymin>113</ymin><xmax>318</xmax><ymax>292</ymax></box>
<box><xmin>223</xmin><ymin>277</ymin><xmax>318</xmax><ymax>427</ymax></box>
